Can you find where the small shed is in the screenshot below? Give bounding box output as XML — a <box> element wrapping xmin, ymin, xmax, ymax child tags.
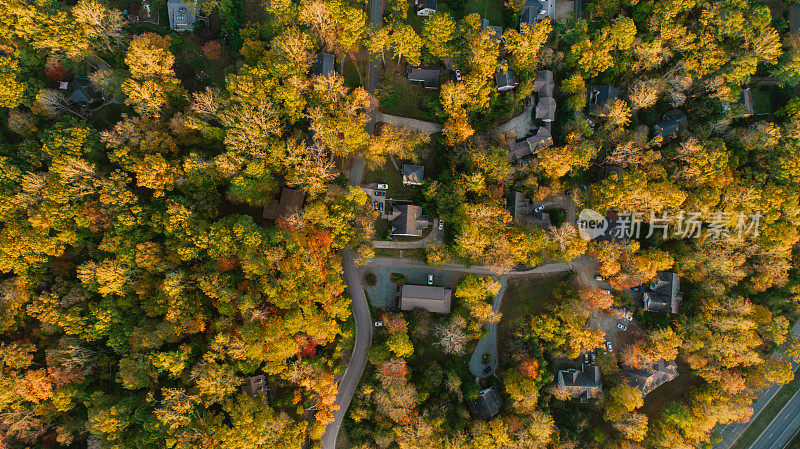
<box><xmin>402</xmin><ymin>164</ymin><xmax>424</xmax><ymax>185</ymax></box>
<box><xmin>408</xmin><ymin>67</ymin><xmax>442</xmax><ymax>89</ymax></box>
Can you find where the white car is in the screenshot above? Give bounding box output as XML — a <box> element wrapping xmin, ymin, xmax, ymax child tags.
<box><xmin>594</xmin><ymin>275</ymin><xmax>604</xmax><ymax>281</ymax></box>
<box><xmin>376</xmin><ymin>183</ymin><xmax>389</xmax><ymax>190</ymax></box>
<box><xmin>374</xmin><ymin>321</ymin><xmax>384</xmax><ymax>327</ymax></box>
<box><xmin>617</xmin><ymin>323</ymin><xmax>627</xmax><ymax>331</ymax></box>
<box><xmin>438</xmin><ymin>220</ymin><xmax>444</xmax><ymax>231</ymax></box>
<box><xmin>427</xmin><ymin>274</ymin><xmax>434</xmax><ymax>285</ymax></box>
<box><xmin>606</xmin><ymin>341</ymin><xmax>613</xmax><ymax>352</ymax></box>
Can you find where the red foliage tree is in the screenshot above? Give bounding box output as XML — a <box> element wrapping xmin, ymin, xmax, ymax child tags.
<box><xmin>44</xmin><ymin>57</ymin><xmax>71</xmax><ymax>82</ymax></box>
<box><xmin>202</xmin><ymin>40</ymin><xmax>224</xmax><ymax>61</ymax></box>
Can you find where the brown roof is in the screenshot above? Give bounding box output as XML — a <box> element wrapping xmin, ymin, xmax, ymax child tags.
<box><xmin>263</xmin><ymin>188</ymin><xmax>305</xmax><ymax>221</ymax></box>
<box><xmin>400</xmin><ymin>284</ymin><xmax>452</xmax><ymax>314</ymax></box>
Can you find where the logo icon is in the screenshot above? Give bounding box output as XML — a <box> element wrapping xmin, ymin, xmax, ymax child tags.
<box><xmin>577</xmin><ymin>209</ymin><xmax>608</xmax><ymax>241</ymax></box>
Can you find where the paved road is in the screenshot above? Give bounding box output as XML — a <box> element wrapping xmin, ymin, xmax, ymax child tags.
<box><xmin>714</xmin><ymin>320</ymin><xmax>800</xmax><ymax>449</ymax></box>
<box><xmin>322</xmin><ymin>0</ymin><xmax>383</xmax><ymax>446</ymax></box>
<box><xmin>468</xmin><ymin>276</ymin><xmax>508</xmax><ymax>378</ymax></box>
<box><xmin>750</xmin><ymin>387</ymin><xmax>800</xmax><ymax>449</ymax></box>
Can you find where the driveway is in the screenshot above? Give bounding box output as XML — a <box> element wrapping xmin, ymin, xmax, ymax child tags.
<box><xmin>468</xmin><ymin>276</ymin><xmax>508</xmax><ymax>378</ymax></box>
<box><xmin>494</xmin><ymin>99</ymin><xmax>533</xmax><ymax>139</ymax></box>
<box><xmin>375</xmin><ymin>111</ymin><xmax>444</xmax><ymax>134</ymax></box>
<box><xmin>372</xmin><ymin>219</ymin><xmax>444</xmax><ymax>249</ymax></box>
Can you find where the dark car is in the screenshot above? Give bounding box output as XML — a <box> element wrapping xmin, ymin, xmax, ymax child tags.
<box><xmin>374</xmin><ymin>191</ymin><xmax>386</xmax><ymax>196</ymax></box>
<box><xmin>533</xmin><ymin>205</ymin><xmax>545</xmax><ymax>213</ymax></box>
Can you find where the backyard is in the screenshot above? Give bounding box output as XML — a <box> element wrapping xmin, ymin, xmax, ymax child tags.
<box><xmin>498</xmin><ymin>273</ymin><xmax>570</xmax><ymax>348</ymax></box>
<box><xmin>376</xmin><ymin>65</ymin><xmax>446</xmax><ymax>122</ymax></box>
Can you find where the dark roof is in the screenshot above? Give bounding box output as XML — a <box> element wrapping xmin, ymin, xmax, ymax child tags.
<box><xmin>510</xmin><ymin>191</ymin><xmax>551</xmax><ymax>228</ymax></box>
<box><xmin>623</xmin><ymin>359</ymin><xmax>679</xmax><ymax>396</ymax></box>
<box><xmin>241</xmin><ymin>375</ymin><xmax>268</xmax><ymax>399</ymax></box>
<box><xmin>313</xmin><ymin>52</ymin><xmax>335</xmax><ymax>77</ymax></box>
<box><xmin>470</xmin><ymin>385</ymin><xmax>504</xmax><ymax>420</ymax></box>
<box><xmin>262</xmin><ymin>187</ymin><xmax>305</xmax><ymax>221</ymax></box>
<box><xmin>68</xmin><ymin>77</ymin><xmax>100</xmax><ymax>104</ymax></box>
<box><xmin>653</xmin><ymin>109</ymin><xmax>687</xmax><ymax>142</ymax></box>
<box><xmin>588</xmin><ymin>85</ymin><xmax>618</xmax><ymax>116</ymax></box>
<box><xmin>792</xmin><ymin>3</ymin><xmax>800</xmax><ymax>35</ymax></box>
<box><xmin>400</xmin><ymin>284</ymin><xmax>451</xmax><ymax>314</ymax></box>
<box><xmin>167</xmin><ymin>0</ymin><xmax>195</xmax><ymax>30</ymax></box>
<box><xmin>521</xmin><ymin>0</ymin><xmax>553</xmax><ymax>25</ymax></box>
<box><xmin>402</xmin><ymin>164</ymin><xmax>424</xmax><ymax>185</ymax></box>
<box><xmin>643</xmin><ymin>272</ymin><xmax>682</xmax><ymax>314</ymax></box>
<box><xmin>408</xmin><ymin>67</ymin><xmax>441</xmax><ymax>89</ymax></box>
<box><xmin>534</xmin><ymin>70</ymin><xmax>554</xmax><ymax>97</ymax></box>
<box><xmin>558</xmin><ymin>364</ymin><xmax>602</xmax><ymax>402</ymax></box>
<box><xmin>511</xmin><ymin>127</ymin><xmax>553</xmax><ymax>160</ymax></box>
<box><xmin>495</xmin><ymin>69</ymin><xmax>519</xmax><ymax>91</ymax></box>
<box><xmin>390</xmin><ymin>204</ymin><xmax>429</xmax><ymax>236</ymax></box>
<box><xmin>536</xmin><ymin>96</ymin><xmax>556</xmax><ymax>122</ymax></box>
<box><xmin>481</xmin><ymin>18</ymin><xmax>503</xmax><ymax>40</ymax></box>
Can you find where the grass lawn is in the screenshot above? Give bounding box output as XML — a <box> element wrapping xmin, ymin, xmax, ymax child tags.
<box><xmin>343</xmin><ymin>56</ymin><xmax>366</xmax><ymax>88</ymax></box>
<box><xmin>376</xmin><ymin>65</ymin><xmax>445</xmax><ymax>123</ymax></box>
<box><xmin>362</xmin><ymin>161</ymin><xmax>422</xmax><ymax>201</ymax></box>
<box><xmin>374</xmin><ymin>248</ymin><xmax>428</xmax><ymax>261</ymax></box>
<box><xmin>498</xmin><ymin>273</ymin><xmax>569</xmax><ymax>347</ymax></box>
<box><xmin>729</xmin><ymin>369</ymin><xmax>800</xmax><ymax>449</ymax></box>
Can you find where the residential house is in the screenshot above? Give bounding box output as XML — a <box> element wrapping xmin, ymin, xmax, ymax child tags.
<box><xmin>481</xmin><ymin>18</ymin><xmax>503</xmax><ymax>41</ymax></box>
<box><xmin>389</xmin><ymin>204</ymin><xmax>430</xmax><ymax>237</ymax></box>
<box><xmin>415</xmin><ymin>0</ymin><xmax>437</xmax><ymax>16</ymax></box>
<box><xmin>534</xmin><ymin>70</ymin><xmax>555</xmax><ymax>97</ymax></box>
<box><xmin>495</xmin><ymin>69</ymin><xmax>519</xmax><ymax>92</ymax></box>
<box><xmin>313</xmin><ymin>52</ymin><xmax>336</xmax><ymax>77</ymax></box>
<box><xmin>167</xmin><ymin>0</ymin><xmax>195</xmax><ymax>31</ymax></box>
<box><xmin>509</xmin><ymin>191</ymin><xmax>551</xmax><ymax>228</ymax></box>
<box><xmin>588</xmin><ymin>85</ymin><xmax>618</xmax><ymax>116</ymax></box>
<box><xmin>557</xmin><ymin>364</ymin><xmax>602</xmax><ymax>402</ymax></box>
<box><xmin>400</xmin><ymin>284</ymin><xmax>452</xmax><ymax>314</ymax></box>
<box><xmin>520</xmin><ymin>0</ymin><xmax>555</xmax><ymax>26</ymax></box>
<box><xmin>262</xmin><ymin>187</ymin><xmax>305</xmax><ymax>221</ymax></box>
<box><xmin>511</xmin><ymin>127</ymin><xmax>553</xmax><ymax>161</ymax></box>
<box><xmin>241</xmin><ymin>375</ymin><xmax>268</xmax><ymax>400</ymax></box>
<box><xmin>68</xmin><ymin>77</ymin><xmax>101</xmax><ymax>105</ymax></box>
<box><xmin>652</xmin><ymin>110</ymin><xmax>687</xmax><ymax>143</ymax></box>
<box><xmin>402</xmin><ymin>164</ymin><xmax>424</xmax><ymax>185</ymax></box>
<box><xmin>623</xmin><ymin>359</ymin><xmax>679</xmax><ymax>396</ymax></box>
<box><xmin>408</xmin><ymin>67</ymin><xmax>442</xmax><ymax>89</ymax></box>
<box><xmin>470</xmin><ymin>385</ymin><xmax>504</xmax><ymax>420</ymax></box>
<box><xmin>643</xmin><ymin>272</ymin><xmax>682</xmax><ymax>314</ymax></box>
<box><xmin>536</xmin><ymin>96</ymin><xmax>556</xmax><ymax>122</ymax></box>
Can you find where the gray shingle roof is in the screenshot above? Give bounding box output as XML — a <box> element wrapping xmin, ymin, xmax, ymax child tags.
<box><xmin>167</xmin><ymin>0</ymin><xmax>195</xmax><ymax>31</ymax></box>
<box><xmin>623</xmin><ymin>359</ymin><xmax>679</xmax><ymax>396</ymax></box>
<box><xmin>536</xmin><ymin>96</ymin><xmax>556</xmax><ymax>122</ymax></box>
<box><xmin>653</xmin><ymin>110</ymin><xmax>687</xmax><ymax>142</ymax></box>
<box><xmin>534</xmin><ymin>70</ymin><xmax>554</xmax><ymax>97</ymax></box>
<box><xmin>313</xmin><ymin>53</ymin><xmax>335</xmax><ymax>77</ymax></box>
<box><xmin>408</xmin><ymin>67</ymin><xmax>442</xmax><ymax>89</ymax></box>
<box><xmin>511</xmin><ymin>127</ymin><xmax>553</xmax><ymax>160</ymax></box>
<box><xmin>558</xmin><ymin>364</ymin><xmax>602</xmax><ymax>402</ymax></box>
<box><xmin>588</xmin><ymin>85</ymin><xmax>618</xmax><ymax>116</ymax></box>
<box><xmin>471</xmin><ymin>385</ymin><xmax>503</xmax><ymax>419</ymax></box>
<box><xmin>643</xmin><ymin>272</ymin><xmax>682</xmax><ymax>314</ymax></box>
<box><xmin>390</xmin><ymin>204</ymin><xmax>429</xmax><ymax>236</ymax></box>
<box><xmin>495</xmin><ymin>69</ymin><xmax>518</xmax><ymax>91</ymax></box>
<box><xmin>400</xmin><ymin>284</ymin><xmax>452</xmax><ymax>314</ymax></box>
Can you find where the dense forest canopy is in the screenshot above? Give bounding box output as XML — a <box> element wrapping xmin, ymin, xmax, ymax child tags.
<box><xmin>1</xmin><ymin>0</ymin><xmax>800</xmax><ymax>447</ymax></box>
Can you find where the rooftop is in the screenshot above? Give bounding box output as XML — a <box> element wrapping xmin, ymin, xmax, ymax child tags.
<box><xmin>643</xmin><ymin>272</ymin><xmax>682</xmax><ymax>314</ymax></box>
<box><xmin>623</xmin><ymin>359</ymin><xmax>679</xmax><ymax>396</ymax></box>
<box><xmin>495</xmin><ymin>69</ymin><xmax>519</xmax><ymax>91</ymax></box>
<box><xmin>588</xmin><ymin>85</ymin><xmax>618</xmax><ymax>116</ymax></box>
<box><xmin>558</xmin><ymin>364</ymin><xmax>602</xmax><ymax>402</ymax></box>
<box><xmin>400</xmin><ymin>284</ymin><xmax>452</xmax><ymax>314</ymax></box>
<box><xmin>402</xmin><ymin>164</ymin><xmax>424</xmax><ymax>185</ymax></box>
<box><xmin>534</xmin><ymin>70</ymin><xmax>555</xmax><ymax>97</ymax></box>
<box><xmin>408</xmin><ymin>67</ymin><xmax>442</xmax><ymax>89</ymax></box>
<box><xmin>313</xmin><ymin>52</ymin><xmax>335</xmax><ymax>77</ymax></box>
<box><xmin>167</xmin><ymin>0</ymin><xmax>195</xmax><ymax>31</ymax></box>
<box><xmin>470</xmin><ymin>385</ymin><xmax>504</xmax><ymax>420</ymax></box>
<box><xmin>389</xmin><ymin>204</ymin><xmax>430</xmax><ymax>236</ymax></box>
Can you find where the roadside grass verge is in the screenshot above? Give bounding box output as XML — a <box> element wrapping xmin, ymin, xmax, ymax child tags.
<box><xmin>730</xmin><ymin>369</ymin><xmax>800</xmax><ymax>449</ymax></box>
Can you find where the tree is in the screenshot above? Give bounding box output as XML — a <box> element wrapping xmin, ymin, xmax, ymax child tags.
<box><xmin>422</xmin><ymin>12</ymin><xmax>456</xmax><ymax>59</ymax></box>
<box><xmin>433</xmin><ymin>316</ymin><xmax>469</xmax><ymax>355</ymax></box>
<box><xmin>443</xmin><ymin>107</ymin><xmax>474</xmax><ymax>145</ymax></box>
<box><xmin>214</xmin><ymin>394</ymin><xmax>307</xmax><ymax>448</ymax></box>
<box><xmin>387</xmin><ymin>333</ymin><xmax>414</xmax><ymax>358</ymax></box>
<box><xmin>612</xmin><ymin>412</ymin><xmax>648</xmax><ymax>442</ymax></box>
<box><xmin>604</xmin><ymin>384</ymin><xmax>644</xmax><ymax>421</ymax></box>
<box><xmin>0</xmin><ymin>56</ymin><xmax>26</xmax><ymax>108</ymax></box>
<box><xmin>72</xmin><ymin>0</ymin><xmax>125</xmax><ymax>51</ymax></box>
<box><xmin>503</xmin><ymin>21</ymin><xmax>551</xmax><ymax>74</ymax></box>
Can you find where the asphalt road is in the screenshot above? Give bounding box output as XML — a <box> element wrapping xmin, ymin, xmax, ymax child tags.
<box><xmin>468</xmin><ymin>277</ymin><xmax>507</xmax><ymax>378</ymax></box>
<box><xmin>750</xmin><ymin>385</ymin><xmax>800</xmax><ymax>449</ymax></box>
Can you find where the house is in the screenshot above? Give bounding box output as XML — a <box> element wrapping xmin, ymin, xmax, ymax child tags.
<box><xmin>408</xmin><ymin>67</ymin><xmax>442</xmax><ymax>89</ymax></box>
<box><xmin>313</xmin><ymin>52</ymin><xmax>336</xmax><ymax>77</ymax></box>
<box><xmin>68</xmin><ymin>77</ymin><xmax>101</xmax><ymax>104</ymax></box>
<box><xmin>509</xmin><ymin>191</ymin><xmax>551</xmax><ymax>228</ymax></box>
<box><xmin>402</xmin><ymin>164</ymin><xmax>424</xmax><ymax>185</ymax></box>
<box><xmin>511</xmin><ymin>127</ymin><xmax>553</xmax><ymax>161</ymax></box>
<box><xmin>481</xmin><ymin>18</ymin><xmax>503</xmax><ymax>41</ymax></box>
<box><xmin>415</xmin><ymin>0</ymin><xmax>437</xmax><ymax>16</ymax></box>
<box><xmin>389</xmin><ymin>204</ymin><xmax>430</xmax><ymax>237</ymax></box>
<box><xmin>241</xmin><ymin>375</ymin><xmax>268</xmax><ymax>399</ymax></box>
<box><xmin>557</xmin><ymin>364</ymin><xmax>602</xmax><ymax>402</ymax></box>
<box><xmin>262</xmin><ymin>187</ymin><xmax>305</xmax><ymax>221</ymax></box>
<box><xmin>623</xmin><ymin>359</ymin><xmax>679</xmax><ymax>396</ymax></box>
<box><xmin>652</xmin><ymin>110</ymin><xmax>688</xmax><ymax>143</ymax></box>
<box><xmin>520</xmin><ymin>0</ymin><xmax>555</xmax><ymax>25</ymax></box>
<box><xmin>495</xmin><ymin>69</ymin><xmax>519</xmax><ymax>92</ymax></box>
<box><xmin>534</xmin><ymin>70</ymin><xmax>555</xmax><ymax>97</ymax></box>
<box><xmin>400</xmin><ymin>284</ymin><xmax>452</xmax><ymax>314</ymax></box>
<box><xmin>167</xmin><ymin>0</ymin><xmax>195</xmax><ymax>31</ymax></box>
<box><xmin>470</xmin><ymin>385</ymin><xmax>504</xmax><ymax>420</ymax></box>
<box><xmin>536</xmin><ymin>96</ymin><xmax>556</xmax><ymax>122</ymax></box>
<box><xmin>643</xmin><ymin>272</ymin><xmax>682</xmax><ymax>314</ymax></box>
<box><xmin>588</xmin><ymin>85</ymin><xmax>618</xmax><ymax>116</ymax></box>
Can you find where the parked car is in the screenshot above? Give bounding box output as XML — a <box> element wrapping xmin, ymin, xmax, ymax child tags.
<box><xmin>377</xmin><ymin>183</ymin><xmax>389</xmax><ymax>189</ymax></box>
<box><xmin>584</xmin><ymin>353</ymin><xmax>589</xmax><ymax>363</ymax></box>
<box><xmin>438</xmin><ymin>219</ymin><xmax>444</xmax><ymax>230</ymax></box>
<box><xmin>427</xmin><ymin>274</ymin><xmax>434</xmax><ymax>285</ymax></box>
<box><xmin>606</xmin><ymin>341</ymin><xmax>613</xmax><ymax>352</ymax></box>
<box><xmin>602</xmin><ymin>289</ymin><xmax>611</xmax><ymax>294</ymax></box>
<box><xmin>533</xmin><ymin>204</ymin><xmax>545</xmax><ymax>213</ymax></box>
<box><xmin>373</xmin><ymin>201</ymin><xmax>380</xmax><ymax>210</ymax></box>
<box><xmin>632</xmin><ymin>286</ymin><xmax>641</xmax><ymax>292</ymax></box>
<box><xmin>586</xmin><ymin>118</ymin><xmax>595</xmax><ymax>128</ymax></box>
<box><xmin>374</xmin><ymin>191</ymin><xmax>386</xmax><ymax>196</ymax></box>
<box><xmin>617</xmin><ymin>323</ymin><xmax>627</xmax><ymax>331</ymax></box>
<box><xmin>378</xmin><ymin>202</ymin><xmax>384</xmax><ymax>212</ymax></box>
<box><xmin>626</xmin><ymin>314</ymin><xmax>633</xmax><ymax>321</ymax></box>
<box><xmin>594</xmin><ymin>275</ymin><xmax>604</xmax><ymax>281</ymax></box>
<box><xmin>453</xmin><ymin>69</ymin><xmax>462</xmax><ymax>81</ymax></box>
<box><xmin>374</xmin><ymin>321</ymin><xmax>384</xmax><ymax>327</ymax></box>
<box><xmin>591</xmin><ymin>353</ymin><xmax>596</xmax><ymax>364</ymax></box>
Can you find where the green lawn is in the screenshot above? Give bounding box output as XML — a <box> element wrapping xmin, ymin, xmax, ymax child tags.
<box><xmin>729</xmin><ymin>368</ymin><xmax>800</xmax><ymax>449</ymax></box>
<box><xmin>376</xmin><ymin>65</ymin><xmax>445</xmax><ymax>123</ymax></box>
<box><xmin>498</xmin><ymin>273</ymin><xmax>569</xmax><ymax>347</ymax></box>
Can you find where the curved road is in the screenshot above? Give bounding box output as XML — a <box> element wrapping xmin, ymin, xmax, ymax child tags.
<box><xmin>321</xmin><ymin>251</ymin><xmax>372</xmax><ymax>448</ymax></box>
